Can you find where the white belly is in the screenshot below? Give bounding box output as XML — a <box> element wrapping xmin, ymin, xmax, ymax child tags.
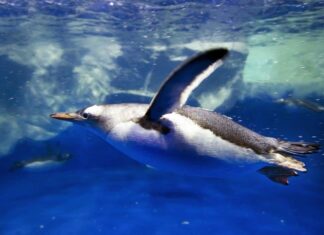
<box><xmin>107</xmin><ymin>113</ymin><xmax>267</xmax><ymax>177</ymax></box>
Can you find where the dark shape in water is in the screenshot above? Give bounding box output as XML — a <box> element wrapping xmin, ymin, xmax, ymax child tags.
<box><xmin>276</xmin><ymin>97</ymin><xmax>324</xmax><ymax>112</ymax></box>
<box><xmin>10</xmin><ymin>153</ymin><xmax>72</xmax><ymax>172</ymax></box>
<box><xmin>259</xmin><ymin>166</ymin><xmax>299</xmax><ymax>186</ymax></box>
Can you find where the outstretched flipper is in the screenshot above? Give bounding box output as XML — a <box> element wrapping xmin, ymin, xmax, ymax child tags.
<box><xmin>144</xmin><ymin>48</ymin><xmax>229</xmax><ymax>122</ymax></box>
<box><xmin>259</xmin><ymin>166</ymin><xmax>299</xmax><ymax>185</ymax></box>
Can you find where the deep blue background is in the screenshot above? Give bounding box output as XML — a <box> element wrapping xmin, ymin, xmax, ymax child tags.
<box><xmin>0</xmin><ymin>94</ymin><xmax>323</xmax><ymax>235</ymax></box>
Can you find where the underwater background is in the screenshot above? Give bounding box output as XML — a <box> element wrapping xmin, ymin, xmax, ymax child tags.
<box><xmin>0</xmin><ymin>0</ymin><xmax>323</xmax><ymax>234</ymax></box>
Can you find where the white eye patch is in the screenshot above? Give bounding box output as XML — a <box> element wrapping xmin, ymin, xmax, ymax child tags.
<box><xmin>84</xmin><ymin>105</ymin><xmax>104</xmax><ymax>116</ymax></box>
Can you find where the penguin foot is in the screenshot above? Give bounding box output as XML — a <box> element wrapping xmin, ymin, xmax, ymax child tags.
<box><xmin>258</xmin><ymin>166</ymin><xmax>299</xmax><ymax>185</ymax></box>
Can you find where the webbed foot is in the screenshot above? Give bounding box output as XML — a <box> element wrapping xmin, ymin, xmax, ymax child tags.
<box><xmin>258</xmin><ymin>166</ymin><xmax>299</xmax><ymax>185</ymax></box>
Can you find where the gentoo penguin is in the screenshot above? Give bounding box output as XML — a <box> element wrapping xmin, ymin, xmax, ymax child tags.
<box><xmin>276</xmin><ymin>97</ymin><xmax>324</xmax><ymax>112</ymax></box>
<box><xmin>10</xmin><ymin>153</ymin><xmax>72</xmax><ymax>172</ymax></box>
<box><xmin>51</xmin><ymin>48</ymin><xmax>319</xmax><ymax>185</ymax></box>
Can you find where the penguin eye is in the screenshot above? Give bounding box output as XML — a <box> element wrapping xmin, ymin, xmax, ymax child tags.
<box><xmin>81</xmin><ymin>112</ymin><xmax>89</xmax><ymax>119</ymax></box>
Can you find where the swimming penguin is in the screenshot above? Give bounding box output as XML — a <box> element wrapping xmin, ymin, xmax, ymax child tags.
<box><xmin>51</xmin><ymin>48</ymin><xmax>320</xmax><ymax>185</ymax></box>
<box><xmin>10</xmin><ymin>153</ymin><xmax>72</xmax><ymax>172</ymax></box>
<box><xmin>276</xmin><ymin>97</ymin><xmax>324</xmax><ymax>112</ymax></box>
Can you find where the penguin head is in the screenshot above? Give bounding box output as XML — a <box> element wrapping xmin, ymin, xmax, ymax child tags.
<box><xmin>50</xmin><ymin>105</ymin><xmax>110</xmax><ymax>136</ymax></box>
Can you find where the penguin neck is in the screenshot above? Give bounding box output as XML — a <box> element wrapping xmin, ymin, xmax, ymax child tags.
<box><xmin>84</xmin><ymin>103</ymin><xmax>150</xmax><ymax>140</ymax></box>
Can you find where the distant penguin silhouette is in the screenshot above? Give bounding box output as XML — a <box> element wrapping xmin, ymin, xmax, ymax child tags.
<box><xmin>10</xmin><ymin>153</ymin><xmax>72</xmax><ymax>172</ymax></box>
<box><xmin>276</xmin><ymin>97</ymin><xmax>324</xmax><ymax>112</ymax></box>
<box><xmin>51</xmin><ymin>48</ymin><xmax>319</xmax><ymax>185</ymax></box>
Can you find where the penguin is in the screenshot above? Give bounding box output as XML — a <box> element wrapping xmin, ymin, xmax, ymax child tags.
<box><xmin>276</xmin><ymin>97</ymin><xmax>324</xmax><ymax>112</ymax></box>
<box><xmin>51</xmin><ymin>48</ymin><xmax>320</xmax><ymax>185</ymax></box>
<box><xmin>10</xmin><ymin>153</ymin><xmax>72</xmax><ymax>172</ymax></box>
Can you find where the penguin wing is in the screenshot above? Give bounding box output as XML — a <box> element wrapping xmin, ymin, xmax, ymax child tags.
<box><xmin>144</xmin><ymin>48</ymin><xmax>229</xmax><ymax>121</ymax></box>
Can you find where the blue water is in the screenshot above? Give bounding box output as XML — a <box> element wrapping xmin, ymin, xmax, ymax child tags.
<box><xmin>0</xmin><ymin>1</ymin><xmax>324</xmax><ymax>234</ymax></box>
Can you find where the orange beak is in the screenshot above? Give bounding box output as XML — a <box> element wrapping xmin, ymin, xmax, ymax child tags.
<box><xmin>50</xmin><ymin>112</ymin><xmax>83</xmax><ymax>122</ymax></box>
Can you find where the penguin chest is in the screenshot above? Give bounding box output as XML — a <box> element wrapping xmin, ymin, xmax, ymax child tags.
<box><xmin>106</xmin><ymin>113</ymin><xmax>264</xmax><ymax>175</ymax></box>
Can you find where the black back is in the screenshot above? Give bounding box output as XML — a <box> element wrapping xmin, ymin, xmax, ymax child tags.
<box><xmin>177</xmin><ymin>106</ymin><xmax>276</xmax><ymax>154</ymax></box>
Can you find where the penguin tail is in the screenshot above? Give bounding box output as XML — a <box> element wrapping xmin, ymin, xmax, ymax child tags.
<box><xmin>277</xmin><ymin>141</ymin><xmax>320</xmax><ymax>156</ymax></box>
<box><xmin>261</xmin><ymin>141</ymin><xmax>320</xmax><ymax>185</ymax></box>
